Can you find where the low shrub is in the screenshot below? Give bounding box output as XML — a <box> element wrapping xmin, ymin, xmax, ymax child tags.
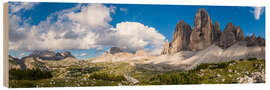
<box><xmin>248</xmin><ymin>58</ymin><xmax>257</xmax><ymax>61</ymax></box>
<box><xmin>89</xmin><ymin>72</ymin><xmax>125</xmax><ymax>81</ymax></box>
<box><xmin>9</xmin><ymin>69</ymin><xmax>53</xmax><ymax>80</ymax></box>
<box><xmin>150</xmin><ymin>72</ymin><xmax>201</xmax><ymax>84</ymax></box>
<box><xmin>194</xmin><ymin>62</ymin><xmax>229</xmax><ymax>70</ymax></box>
<box><xmin>9</xmin><ymin>80</ymin><xmax>36</xmax><ymax>88</ymax></box>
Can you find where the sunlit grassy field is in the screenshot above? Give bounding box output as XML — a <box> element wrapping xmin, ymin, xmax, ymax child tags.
<box><xmin>9</xmin><ymin>58</ymin><xmax>265</xmax><ymax>88</ymax></box>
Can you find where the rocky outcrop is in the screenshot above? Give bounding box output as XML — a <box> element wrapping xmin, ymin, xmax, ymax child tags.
<box><xmin>135</xmin><ymin>50</ymin><xmax>150</xmax><ymax>56</ymax></box>
<box><xmin>30</xmin><ymin>50</ymin><xmax>74</xmax><ymax>60</ymax></box>
<box><xmin>189</xmin><ymin>8</ymin><xmax>214</xmax><ymax>51</ymax></box>
<box><xmin>219</xmin><ymin>22</ymin><xmax>237</xmax><ymax>49</ymax></box>
<box><xmin>218</xmin><ymin>22</ymin><xmax>251</xmax><ymax>49</ymax></box>
<box><xmin>161</xmin><ymin>40</ymin><xmax>170</xmax><ymax>55</ymax></box>
<box><xmin>169</xmin><ymin>20</ymin><xmax>192</xmax><ymax>54</ymax></box>
<box><xmin>237</xmin><ymin>71</ymin><xmax>265</xmax><ymax>83</ymax></box>
<box><xmin>213</xmin><ymin>21</ymin><xmax>222</xmax><ymax>42</ymax></box>
<box><xmin>161</xmin><ymin>8</ymin><xmax>265</xmax><ymax>55</ymax></box>
<box><xmin>9</xmin><ymin>55</ymin><xmax>49</xmax><ymax>71</ymax></box>
<box><xmin>246</xmin><ymin>34</ymin><xmax>265</xmax><ymax>47</ymax></box>
<box><xmin>106</xmin><ymin>47</ymin><xmax>123</xmax><ymax>54</ymax></box>
<box><xmin>235</xmin><ymin>26</ymin><xmax>245</xmax><ymax>41</ymax></box>
<box><xmin>124</xmin><ymin>74</ymin><xmax>139</xmax><ymax>84</ymax></box>
<box><xmin>23</xmin><ymin>57</ymin><xmax>49</xmax><ymax>71</ymax></box>
<box><xmin>95</xmin><ymin>48</ymin><xmax>153</xmax><ymax>63</ymax></box>
<box><xmin>256</xmin><ymin>36</ymin><xmax>265</xmax><ymax>46</ymax></box>
<box><xmin>61</xmin><ymin>51</ymin><xmax>73</xmax><ymax>58</ymax></box>
<box><xmin>9</xmin><ymin>55</ymin><xmax>21</xmax><ymax>70</ymax></box>
<box><xmin>246</xmin><ymin>34</ymin><xmax>257</xmax><ymax>46</ymax></box>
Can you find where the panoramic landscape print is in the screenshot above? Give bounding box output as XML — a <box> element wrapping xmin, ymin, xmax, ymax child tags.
<box><xmin>7</xmin><ymin>2</ymin><xmax>265</xmax><ymax>88</ymax></box>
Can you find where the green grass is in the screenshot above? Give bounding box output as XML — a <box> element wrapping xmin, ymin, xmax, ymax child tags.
<box><xmin>9</xmin><ymin>59</ymin><xmax>265</xmax><ymax>87</ymax></box>
<box><xmin>89</xmin><ymin>72</ymin><xmax>126</xmax><ymax>81</ymax></box>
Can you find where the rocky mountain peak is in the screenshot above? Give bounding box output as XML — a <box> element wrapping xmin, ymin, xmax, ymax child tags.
<box><xmin>235</xmin><ymin>26</ymin><xmax>245</xmax><ymax>41</ymax></box>
<box><xmin>169</xmin><ymin>20</ymin><xmax>192</xmax><ymax>54</ymax></box>
<box><xmin>213</xmin><ymin>21</ymin><xmax>222</xmax><ymax>42</ymax></box>
<box><xmin>161</xmin><ymin>40</ymin><xmax>170</xmax><ymax>55</ymax></box>
<box><xmin>189</xmin><ymin>8</ymin><xmax>214</xmax><ymax>51</ymax></box>
<box><xmin>214</xmin><ymin>21</ymin><xmax>221</xmax><ymax>32</ymax></box>
<box><xmin>61</xmin><ymin>51</ymin><xmax>73</xmax><ymax>58</ymax></box>
<box><xmin>135</xmin><ymin>50</ymin><xmax>150</xmax><ymax>56</ymax></box>
<box><xmin>9</xmin><ymin>55</ymin><xmax>21</xmax><ymax>70</ymax></box>
<box><xmin>223</xmin><ymin>22</ymin><xmax>235</xmax><ymax>32</ymax></box>
<box><xmin>193</xmin><ymin>8</ymin><xmax>211</xmax><ymax>31</ymax></box>
<box><xmin>161</xmin><ymin>8</ymin><xmax>265</xmax><ymax>55</ymax></box>
<box><xmin>219</xmin><ymin>22</ymin><xmax>237</xmax><ymax>49</ymax></box>
<box><xmin>251</xmin><ymin>34</ymin><xmax>256</xmax><ymax>40</ymax></box>
<box><xmin>30</xmin><ymin>50</ymin><xmax>74</xmax><ymax>60</ymax></box>
<box><xmin>106</xmin><ymin>47</ymin><xmax>123</xmax><ymax>54</ymax></box>
<box><xmin>218</xmin><ymin>23</ymin><xmax>246</xmax><ymax>49</ymax></box>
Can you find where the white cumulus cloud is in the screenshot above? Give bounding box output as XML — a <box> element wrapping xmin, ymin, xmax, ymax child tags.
<box><xmin>66</xmin><ymin>4</ymin><xmax>113</xmax><ymax>29</ymax></box>
<box><xmin>80</xmin><ymin>53</ymin><xmax>88</xmax><ymax>56</ymax></box>
<box><xmin>9</xmin><ymin>2</ymin><xmax>39</xmax><ymax>13</ymax></box>
<box><xmin>111</xmin><ymin>22</ymin><xmax>165</xmax><ymax>54</ymax></box>
<box><xmin>251</xmin><ymin>7</ymin><xmax>264</xmax><ymax>20</ymax></box>
<box><xmin>8</xmin><ymin>3</ymin><xmax>166</xmax><ymax>55</ymax></box>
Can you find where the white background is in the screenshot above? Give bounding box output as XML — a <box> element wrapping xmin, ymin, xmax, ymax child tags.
<box><xmin>0</xmin><ymin>0</ymin><xmax>269</xmax><ymax>90</ymax></box>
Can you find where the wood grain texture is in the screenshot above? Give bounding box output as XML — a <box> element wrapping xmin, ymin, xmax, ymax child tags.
<box><xmin>3</xmin><ymin>2</ymin><xmax>9</xmax><ymax>87</ymax></box>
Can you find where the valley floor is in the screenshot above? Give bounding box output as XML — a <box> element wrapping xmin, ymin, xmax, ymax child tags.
<box><xmin>9</xmin><ymin>58</ymin><xmax>265</xmax><ymax>88</ymax></box>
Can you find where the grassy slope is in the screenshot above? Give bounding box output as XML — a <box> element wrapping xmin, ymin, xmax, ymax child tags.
<box><xmin>9</xmin><ymin>58</ymin><xmax>265</xmax><ymax>88</ymax></box>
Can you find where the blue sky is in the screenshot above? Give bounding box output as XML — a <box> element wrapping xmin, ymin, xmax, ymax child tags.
<box><xmin>8</xmin><ymin>2</ymin><xmax>265</xmax><ymax>59</ymax></box>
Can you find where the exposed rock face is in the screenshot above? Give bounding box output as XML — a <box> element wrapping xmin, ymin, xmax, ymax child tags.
<box><xmin>135</xmin><ymin>50</ymin><xmax>150</xmax><ymax>56</ymax></box>
<box><xmin>106</xmin><ymin>47</ymin><xmax>123</xmax><ymax>54</ymax></box>
<box><xmin>213</xmin><ymin>21</ymin><xmax>222</xmax><ymax>42</ymax></box>
<box><xmin>169</xmin><ymin>20</ymin><xmax>192</xmax><ymax>54</ymax></box>
<box><xmin>189</xmin><ymin>8</ymin><xmax>214</xmax><ymax>51</ymax></box>
<box><xmin>219</xmin><ymin>22</ymin><xmax>237</xmax><ymax>49</ymax></box>
<box><xmin>61</xmin><ymin>51</ymin><xmax>73</xmax><ymax>58</ymax></box>
<box><xmin>246</xmin><ymin>34</ymin><xmax>265</xmax><ymax>47</ymax></box>
<box><xmin>218</xmin><ymin>22</ymin><xmax>251</xmax><ymax>49</ymax></box>
<box><xmin>160</xmin><ymin>8</ymin><xmax>265</xmax><ymax>55</ymax></box>
<box><xmin>23</xmin><ymin>57</ymin><xmax>49</xmax><ymax>71</ymax></box>
<box><xmin>95</xmin><ymin>48</ymin><xmax>153</xmax><ymax>63</ymax></box>
<box><xmin>238</xmin><ymin>71</ymin><xmax>265</xmax><ymax>83</ymax></box>
<box><xmin>30</xmin><ymin>50</ymin><xmax>74</xmax><ymax>60</ymax></box>
<box><xmin>9</xmin><ymin>55</ymin><xmax>21</xmax><ymax>70</ymax></box>
<box><xmin>161</xmin><ymin>40</ymin><xmax>170</xmax><ymax>55</ymax></box>
<box><xmin>9</xmin><ymin>55</ymin><xmax>49</xmax><ymax>71</ymax></box>
<box><xmin>249</xmin><ymin>34</ymin><xmax>257</xmax><ymax>46</ymax></box>
<box><xmin>256</xmin><ymin>36</ymin><xmax>265</xmax><ymax>46</ymax></box>
<box><xmin>124</xmin><ymin>74</ymin><xmax>139</xmax><ymax>84</ymax></box>
<box><xmin>235</xmin><ymin>26</ymin><xmax>245</xmax><ymax>41</ymax></box>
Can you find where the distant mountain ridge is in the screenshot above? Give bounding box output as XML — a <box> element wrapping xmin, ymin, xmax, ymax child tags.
<box><xmin>9</xmin><ymin>50</ymin><xmax>76</xmax><ymax>71</ymax></box>
<box><xmin>30</xmin><ymin>50</ymin><xmax>74</xmax><ymax>60</ymax></box>
<box><xmin>162</xmin><ymin>8</ymin><xmax>265</xmax><ymax>55</ymax></box>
